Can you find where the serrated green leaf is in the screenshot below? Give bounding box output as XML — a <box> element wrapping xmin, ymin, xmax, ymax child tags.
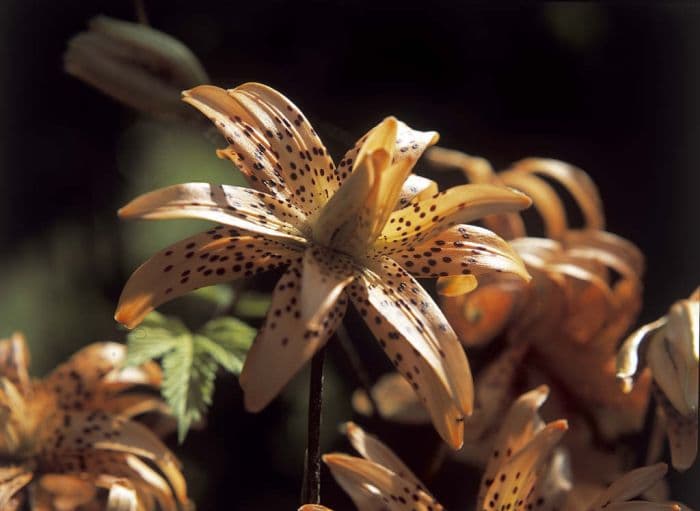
<box><xmin>233</xmin><ymin>291</ymin><xmax>272</xmax><ymax>318</ymax></box>
<box><xmin>124</xmin><ymin>311</ymin><xmax>258</xmax><ymax>442</ymax></box>
<box><xmin>125</xmin><ymin>312</ymin><xmax>188</xmax><ymax>366</ymax></box>
<box><xmin>194</xmin><ymin>335</ymin><xmax>244</xmax><ymax>375</ymax></box>
<box><xmin>199</xmin><ymin>316</ymin><xmax>256</xmax><ymax>354</ymax></box>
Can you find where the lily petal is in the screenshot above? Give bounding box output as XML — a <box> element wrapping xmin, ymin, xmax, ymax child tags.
<box><xmin>508</xmin><ymin>158</ymin><xmax>605</xmax><ymax>232</ymax></box>
<box><xmin>655</xmin><ymin>386</ymin><xmax>698</xmax><ymax>471</ymax></box>
<box><xmin>352</xmin><ymin>372</ymin><xmax>429</xmax><ymax>424</ymax></box>
<box><xmin>464</xmin><ymin>343</ymin><xmax>529</xmax><ymax>441</ymax></box>
<box><xmin>344</xmin><ymin>421</ymin><xmax>425</xmax><ymax>490</ymax></box>
<box><xmin>115</xmin><ymin>229</ymin><xmax>301</xmax><ymax>328</ymax></box>
<box><xmin>106</xmin><ymin>479</ymin><xmax>138</xmax><ymax>511</ymax></box>
<box><xmin>391</xmin><ymin>224</ymin><xmax>531</xmax><ymax>283</ymax></box>
<box><xmin>616</xmin><ymin>317</ymin><xmax>667</xmax><ymax>393</ymax></box>
<box><xmin>348</xmin><ymin>265</ymin><xmax>470</xmax><ymax>448</ymax></box>
<box><xmin>119</xmin><ymin>183</ymin><xmax>307</xmax><ymax>243</ymax></box>
<box><xmin>481</xmin><ymin>420</ymin><xmax>568</xmax><ymax>511</ymax></box>
<box><xmin>374</xmin><ymin>184</ymin><xmax>531</xmax><ymax>254</ymax></box>
<box><xmin>238</xmin><ymin>253</ymin><xmax>351</xmax><ymax>412</ymax></box>
<box><xmin>331</xmin><ymin>120</ymin><xmax>440</xmax><ymax>197</ymax></box>
<box><xmin>0</xmin><ymin>333</ymin><xmax>31</xmax><ymax>395</ymax></box>
<box><xmin>45</xmin><ymin>342</ymin><xmax>161</xmax><ymax>411</ymax></box>
<box><xmin>396</xmin><ymin>174</ymin><xmax>439</xmax><ymax>210</ymax></box>
<box><xmin>0</xmin><ymin>467</ymin><xmax>32</xmax><ymax>510</ymax></box>
<box><xmin>182</xmin><ymin>83</ymin><xmax>336</xmax><ymax>215</ymax></box>
<box><xmin>591</xmin><ymin>464</ymin><xmax>668</xmax><ymax>507</ymax></box>
<box><xmin>324</xmin><ymin>453</ymin><xmax>444</xmax><ymax>511</ymax></box>
<box><xmin>478</xmin><ymin>386</ymin><xmax>550</xmax><ymax>507</ymax></box>
<box><xmin>498</xmin><ymin>170</ymin><xmax>568</xmax><ymax>239</ymax></box>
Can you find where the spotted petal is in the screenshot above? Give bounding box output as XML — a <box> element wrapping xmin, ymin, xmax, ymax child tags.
<box><xmin>116</xmin><ymin>228</ymin><xmax>301</xmax><ymax>328</ymax></box>
<box><xmin>238</xmin><ymin>249</ymin><xmax>353</xmax><ymax>412</ymax></box>
<box><xmin>324</xmin><ymin>453</ymin><xmax>443</xmax><ymax>511</ymax></box>
<box><xmin>374</xmin><ymin>184</ymin><xmax>531</xmax><ymax>255</ymax></box>
<box><xmin>41</xmin><ymin>411</ymin><xmax>187</xmax><ymax>508</ymax></box>
<box><xmin>480</xmin><ymin>420</ymin><xmax>568</xmax><ymax>511</ymax></box>
<box><xmin>331</xmin><ymin>119</ymin><xmax>440</xmax><ymax>198</ymax></box>
<box><xmin>396</xmin><ymin>174</ymin><xmax>438</xmax><ymax>209</ymax></box>
<box><xmin>344</xmin><ymin>421</ymin><xmax>424</xmax><ymax>490</ymax></box>
<box><xmin>45</xmin><ymin>342</ymin><xmax>161</xmax><ymax>411</ymax></box>
<box><xmin>119</xmin><ymin>183</ymin><xmax>308</xmax><ymax>243</ymax></box>
<box><xmin>313</xmin><ymin>118</ymin><xmax>439</xmax><ymax>252</ymax></box>
<box><xmin>348</xmin><ymin>261</ymin><xmax>471</xmax><ymax>448</ymax></box>
<box><xmin>392</xmin><ymin>224</ymin><xmax>530</xmax><ymax>284</ymax></box>
<box><xmin>183</xmin><ymin>83</ymin><xmax>336</xmax><ymax>215</ymax></box>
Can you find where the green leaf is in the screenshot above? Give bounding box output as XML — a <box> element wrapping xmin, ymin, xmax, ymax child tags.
<box><xmin>232</xmin><ymin>291</ymin><xmax>272</xmax><ymax>318</ymax></box>
<box><xmin>188</xmin><ymin>285</ymin><xmax>236</xmax><ymax>309</ymax></box>
<box><xmin>124</xmin><ymin>311</ymin><xmax>257</xmax><ymax>442</ymax></box>
<box><xmin>197</xmin><ymin>317</ymin><xmax>256</xmax><ymax>375</ymax></box>
<box><xmin>125</xmin><ymin>312</ymin><xmax>188</xmax><ymax>366</ymax></box>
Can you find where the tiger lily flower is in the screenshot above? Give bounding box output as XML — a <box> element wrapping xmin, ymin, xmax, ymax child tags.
<box><xmin>114</xmin><ymin>82</ymin><xmax>533</xmax><ymax>448</ymax></box>
<box><xmin>0</xmin><ymin>333</ymin><xmax>190</xmax><ymax>511</ymax></box>
<box><xmin>324</xmin><ymin>387</ymin><xmax>686</xmax><ymax>511</ymax></box>
<box><xmin>617</xmin><ymin>287</ymin><xmax>699</xmax><ymax>471</ymax></box>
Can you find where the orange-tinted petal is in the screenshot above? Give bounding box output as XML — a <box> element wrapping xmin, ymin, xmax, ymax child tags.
<box><xmin>116</xmin><ymin>229</ymin><xmax>301</xmax><ymax>328</ymax></box>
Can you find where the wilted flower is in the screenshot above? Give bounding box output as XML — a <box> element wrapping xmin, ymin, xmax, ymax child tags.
<box><xmin>0</xmin><ymin>333</ymin><xmax>190</xmax><ymax>510</ymax></box>
<box><xmin>64</xmin><ymin>16</ymin><xmax>208</xmax><ymax>120</ymax></box>
<box><xmin>617</xmin><ymin>288</ymin><xmax>699</xmax><ymax>470</ymax></box>
<box><xmin>324</xmin><ymin>387</ymin><xmax>686</xmax><ymax>511</ymax></box>
<box><xmin>115</xmin><ymin>82</ymin><xmax>533</xmax><ymax>447</ymax></box>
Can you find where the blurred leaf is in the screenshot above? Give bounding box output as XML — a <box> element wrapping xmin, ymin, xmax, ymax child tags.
<box><xmin>189</xmin><ymin>284</ymin><xmax>236</xmax><ymax>309</ymax></box>
<box><xmin>233</xmin><ymin>291</ymin><xmax>272</xmax><ymax>319</ymax></box>
<box><xmin>125</xmin><ymin>311</ymin><xmax>256</xmax><ymax>441</ymax></box>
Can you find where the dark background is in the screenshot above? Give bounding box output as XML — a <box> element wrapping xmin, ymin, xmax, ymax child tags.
<box><xmin>0</xmin><ymin>1</ymin><xmax>698</xmax><ymax>509</ymax></box>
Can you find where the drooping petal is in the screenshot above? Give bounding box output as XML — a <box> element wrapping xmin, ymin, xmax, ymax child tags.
<box><xmin>498</xmin><ymin>170</ymin><xmax>568</xmax><ymax>239</ymax></box>
<box><xmin>348</xmin><ymin>264</ymin><xmax>470</xmax><ymax>448</ymax></box>
<box><xmin>507</xmin><ymin>158</ymin><xmax>605</xmax><ymax>232</ymax></box>
<box><xmin>119</xmin><ymin>183</ymin><xmax>308</xmax><ymax>242</ymax></box>
<box><xmin>324</xmin><ymin>453</ymin><xmax>444</xmax><ymax>511</ymax></box>
<box><xmin>617</xmin><ymin>317</ymin><xmax>667</xmax><ymax>393</ymax></box>
<box><xmin>115</xmin><ymin>229</ymin><xmax>302</xmax><ymax>328</ymax></box>
<box><xmin>390</xmin><ymin>224</ymin><xmax>531</xmax><ymax>283</ymax></box>
<box><xmin>45</xmin><ymin>342</ymin><xmax>161</xmax><ymax>411</ymax></box>
<box><xmin>344</xmin><ymin>421</ymin><xmax>425</xmax><ymax>490</ymax></box>
<box><xmin>374</xmin><ymin>184</ymin><xmax>531</xmax><ymax>254</ymax></box>
<box><xmin>238</xmin><ymin>250</ymin><xmax>353</xmax><ymax>412</ymax></box>
<box><xmin>182</xmin><ymin>83</ymin><xmax>336</xmax><ymax>215</ymax></box>
<box><xmin>299</xmin><ymin>506</ymin><xmax>334</xmax><ymax>511</ymax></box>
<box><xmin>41</xmin><ymin>411</ymin><xmax>188</xmax><ymax>509</ymax></box>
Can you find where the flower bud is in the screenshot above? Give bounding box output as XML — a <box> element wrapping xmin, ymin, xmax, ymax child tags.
<box><xmin>64</xmin><ymin>16</ymin><xmax>208</xmax><ymax>119</ymax></box>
